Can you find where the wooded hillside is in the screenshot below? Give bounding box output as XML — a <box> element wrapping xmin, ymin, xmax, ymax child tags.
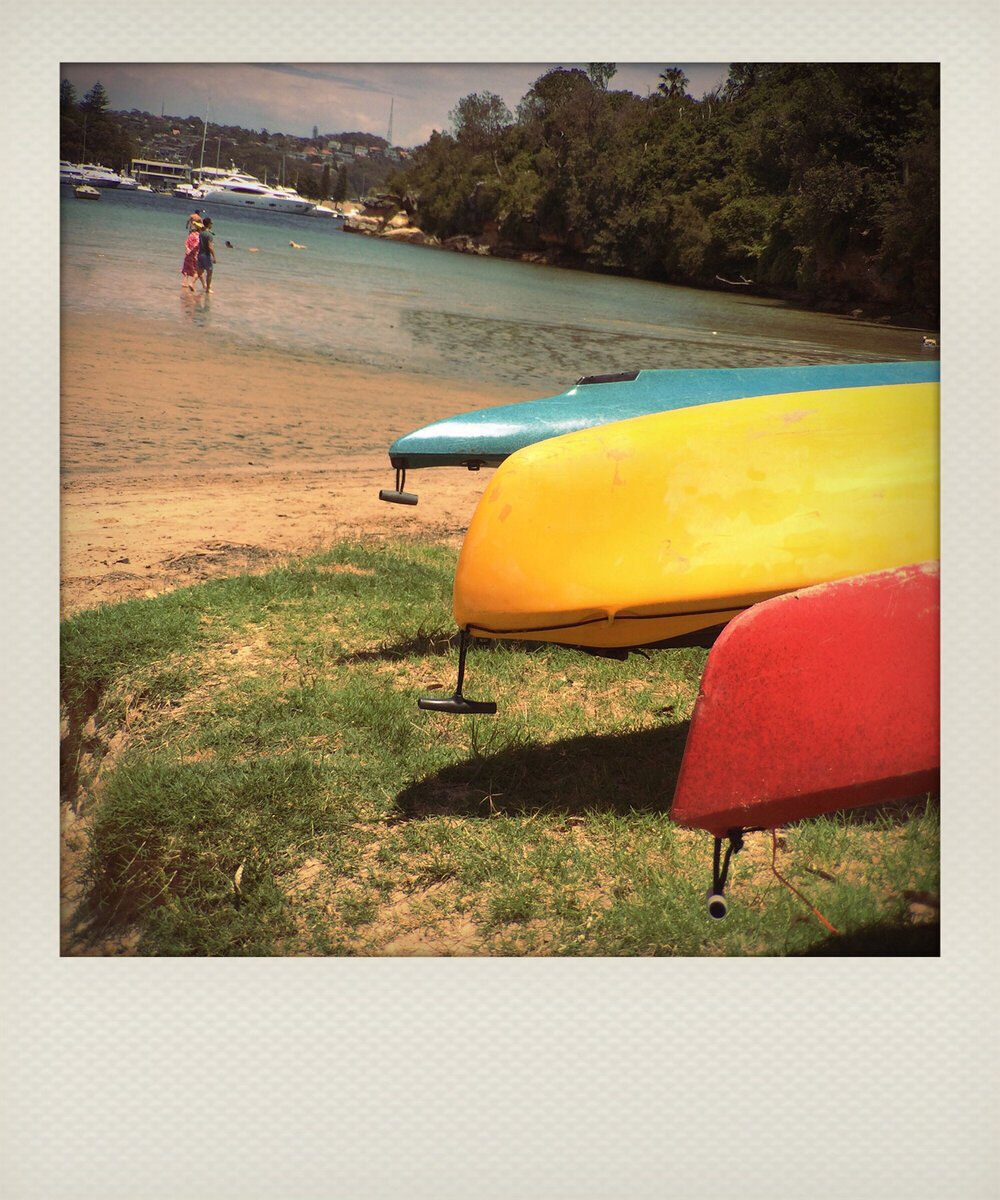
<box><xmin>388</xmin><ymin>64</ymin><xmax>939</xmax><ymax>323</ymax></box>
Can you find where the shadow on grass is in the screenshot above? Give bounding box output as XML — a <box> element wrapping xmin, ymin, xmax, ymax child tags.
<box><xmin>335</xmin><ymin>633</ymin><xmax>573</xmax><ymax>666</ymax></box>
<box><xmin>794</xmin><ymin>921</ymin><xmax>939</xmax><ymax>956</ymax></box>
<box><xmin>334</xmin><ymin>628</ymin><xmax>461</xmax><ymax>664</ymax></box>
<box><xmin>833</xmin><ymin>794</ymin><xmax>940</xmax><ymax>825</ymax></box>
<box><xmin>394</xmin><ymin>720</ymin><xmax>693</xmax><ymax>820</ymax></box>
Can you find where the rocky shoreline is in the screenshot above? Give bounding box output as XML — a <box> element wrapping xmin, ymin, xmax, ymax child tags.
<box><xmin>341</xmin><ymin>198</ymin><xmax>579</xmax><ymax>267</ymax></box>
<box><xmin>340</xmin><ymin>196</ymin><xmax>938</xmax><ymax>330</ymax></box>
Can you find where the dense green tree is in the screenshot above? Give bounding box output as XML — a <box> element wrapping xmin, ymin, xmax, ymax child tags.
<box><xmin>657</xmin><ymin>67</ymin><xmax>689</xmax><ymax>98</ymax></box>
<box><xmin>81</xmin><ymin>81</ymin><xmax>110</xmax><ymax>112</ymax></box>
<box><xmin>586</xmin><ymin>63</ymin><xmax>617</xmax><ymax>90</ymax></box>
<box><xmin>430</xmin><ymin>58</ymin><xmax>938</xmax><ymax>317</ymax></box>
<box><xmin>449</xmin><ymin>91</ymin><xmax>512</xmax><ymax>180</ymax></box>
<box><xmin>60</xmin><ymin>78</ymin><xmax>135</xmax><ymax>170</ymax></box>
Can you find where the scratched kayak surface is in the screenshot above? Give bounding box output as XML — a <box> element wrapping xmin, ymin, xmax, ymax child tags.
<box><xmin>387</xmin><ymin>360</ymin><xmax>939</xmax><ymax>471</ymax></box>
<box><xmin>452</xmin><ymin>381</ymin><xmax>939</xmax><ymax>650</ymax></box>
<box><xmin>669</xmin><ymin>562</ymin><xmax>940</xmax><ymax>837</ymax></box>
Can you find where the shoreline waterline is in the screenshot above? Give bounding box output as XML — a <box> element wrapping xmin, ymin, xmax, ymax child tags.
<box><xmin>59</xmin><ymin>309</ymin><xmax>539</xmax><ymax>613</ymax></box>
<box><xmin>60</xmin><ymin>191</ymin><xmax>939</xmax><ymax>613</ymax></box>
<box><xmin>61</xmin><ymin>189</ymin><xmax>938</xmax><ymax>394</ymax></box>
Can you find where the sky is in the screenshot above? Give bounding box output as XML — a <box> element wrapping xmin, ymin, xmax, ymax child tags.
<box><xmin>61</xmin><ymin>62</ymin><xmax>730</xmax><ymax>149</ymax></box>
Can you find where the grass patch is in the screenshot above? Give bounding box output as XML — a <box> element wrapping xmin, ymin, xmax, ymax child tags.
<box><xmin>60</xmin><ymin>540</ymin><xmax>940</xmax><ymax>956</ymax></box>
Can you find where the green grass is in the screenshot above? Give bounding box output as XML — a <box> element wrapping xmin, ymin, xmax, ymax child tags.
<box><xmin>60</xmin><ymin>540</ymin><xmax>940</xmax><ymax>956</ymax></box>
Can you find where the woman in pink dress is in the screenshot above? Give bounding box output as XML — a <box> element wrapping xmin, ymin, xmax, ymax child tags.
<box><xmin>180</xmin><ymin>215</ymin><xmax>203</xmax><ymax>291</ymax></box>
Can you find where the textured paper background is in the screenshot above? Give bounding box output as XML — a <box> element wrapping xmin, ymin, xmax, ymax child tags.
<box><xmin>3</xmin><ymin>2</ymin><xmax>998</xmax><ymax>1196</ymax></box>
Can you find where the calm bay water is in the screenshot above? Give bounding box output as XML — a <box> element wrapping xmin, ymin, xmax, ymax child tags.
<box><xmin>61</xmin><ymin>187</ymin><xmax>937</xmax><ymax>395</ymax></box>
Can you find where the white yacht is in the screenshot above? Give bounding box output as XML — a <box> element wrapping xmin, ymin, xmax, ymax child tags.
<box><xmin>79</xmin><ymin>163</ymin><xmax>123</xmax><ymax>188</ymax></box>
<box><xmin>60</xmin><ymin>160</ymin><xmax>125</xmax><ymax>188</ymax></box>
<box><xmin>173</xmin><ymin>182</ymin><xmax>206</xmax><ymax>200</ymax></box>
<box><xmin>196</xmin><ymin>169</ymin><xmax>315</xmax><ymax>214</ymax></box>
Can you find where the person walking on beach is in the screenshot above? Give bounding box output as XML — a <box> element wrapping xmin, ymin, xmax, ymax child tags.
<box><xmin>180</xmin><ymin>215</ymin><xmax>202</xmax><ymax>291</ymax></box>
<box><xmin>197</xmin><ymin>217</ymin><xmax>217</xmax><ymax>293</ymax></box>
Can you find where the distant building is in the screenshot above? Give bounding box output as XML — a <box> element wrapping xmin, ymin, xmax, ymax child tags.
<box><xmin>131</xmin><ymin>158</ymin><xmax>191</xmax><ymax>187</ymax></box>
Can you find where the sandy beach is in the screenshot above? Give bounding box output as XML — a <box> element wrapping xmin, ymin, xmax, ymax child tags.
<box><xmin>60</xmin><ymin>311</ymin><xmax>540</xmax><ymax>615</ymax></box>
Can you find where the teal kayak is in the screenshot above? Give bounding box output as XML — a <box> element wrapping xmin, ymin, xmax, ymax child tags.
<box><xmin>379</xmin><ymin>360</ymin><xmax>940</xmax><ymax>504</ymax></box>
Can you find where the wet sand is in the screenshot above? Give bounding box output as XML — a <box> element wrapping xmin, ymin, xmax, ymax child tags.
<box><xmin>60</xmin><ymin>311</ymin><xmax>540</xmax><ymax>614</ymax></box>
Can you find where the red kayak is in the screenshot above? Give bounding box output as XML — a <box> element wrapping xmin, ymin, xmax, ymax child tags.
<box><xmin>670</xmin><ymin>562</ymin><xmax>939</xmax><ymax>918</ymax></box>
<box><xmin>671</xmin><ymin>561</ymin><xmax>940</xmax><ymax>840</ymax></box>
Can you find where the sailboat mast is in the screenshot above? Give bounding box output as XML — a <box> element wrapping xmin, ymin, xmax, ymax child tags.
<box><xmin>198</xmin><ymin>101</ymin><xmax>210</xmax><ymax>172</ymax></box>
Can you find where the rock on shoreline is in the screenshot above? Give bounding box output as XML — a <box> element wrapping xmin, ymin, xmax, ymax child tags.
<box><xmin>342</xmin><ymin>209</ymin><xmax>571</xmax><ymax>266</ymax></box>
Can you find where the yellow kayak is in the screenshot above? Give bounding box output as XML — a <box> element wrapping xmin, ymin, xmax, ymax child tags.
<box><xmin>452</xmin><ymin>382</ymin><xmax>939</xmax><ymax>650</ymax></box>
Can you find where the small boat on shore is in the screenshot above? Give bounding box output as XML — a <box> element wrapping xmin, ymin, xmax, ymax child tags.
<box><xmin>670</xmin><ymin>561</ymin><xmax>939</xmax><ymax>917</ymax></box>
<box><xmin>670</xmin><ymin>561</ymin><xmax>940</xmax><ymax>839</ymax></box>
<box><xmin>379</xmin><ymin>360</ymin><xmax>940</xmax><ymax>504</ymax></box>
<box><xmin>448</xmin><ymin>380</ymin><xmax>939</xmax><ymax>652</ymax></box>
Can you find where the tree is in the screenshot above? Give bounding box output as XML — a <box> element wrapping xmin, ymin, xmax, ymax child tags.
<box><xmin>586</xmin><ymin>63</ymin><xmax>617</xmax><ymax>91</ymax></box>
<box><xmin>449</xmin><ymin>92</ymin><xmax>511</xmax><ymax>151</ymax></box>
<box><xmin>449</xmin><ymin>91</ymin><xmax>512</xmax><ymax>179</ymax></box>
<box><xmin>61</xmin><ymin>78</ymin><xmax>137</xmax><ymax>170</ymax></box>
<box><xmin>81</xmin><ymin>81</ymin><xmax>110</xmax><ymax>112</ymax></box>
<box><xmin>516</xmin><ymin>67</ymin><xmax>593</xmax><ymax>132</ymax></box>
<box><xmin>368</xmin><ymin>62</ymin><xmax>940</xmax><ymax>318</ymax></box>
<box><xmin>721</xmin><ymin>63</ymin><xmax>765</xmax><ymax>101</ymax></box>
<box><xmin>320</xmin><ymin>163</ymin><xmax>331</xmax><ymax>199</ymax></box>
<box><xmin>657</xmin><ymin>68</ymin><xmax>689</xmax><ymax>98</ymax></box>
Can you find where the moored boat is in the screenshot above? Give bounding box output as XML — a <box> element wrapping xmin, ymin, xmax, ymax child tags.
<box><xmin>60</xmin><ymin>160</ymin><xmax>86</xmax><ymax>186</ymax></box>
<box><xmin>62</xmin><ymin>161</ymin><xmax>123</xmax><ymax>188</ymax></box>
<box><xmin>197</xmin><ymin>169</ymin><xmax>315</xmax><ymax>214</ymax></box>
<box><xmin>79</xmin><ymin>163</ymin><xmax>122</xmax><ymax>187</ymax></box>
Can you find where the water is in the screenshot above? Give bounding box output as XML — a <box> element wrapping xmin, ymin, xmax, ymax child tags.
<box><xmin>61</xmin><ymin>186</ymin><xmax>936</xmax><ymax>394</ymax></box>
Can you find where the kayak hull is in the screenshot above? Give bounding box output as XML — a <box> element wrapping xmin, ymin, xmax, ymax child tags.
<box><xmin>453</xmin><ymin>382</ymin><xmax>939</xmax><ymax>650</ymax></box>
<box><xmin>389</xmin><ymin>361</ymin><xmax>940</xmax><ymax>470</ymax></box>
<box><xmin>669</xmin><ymin>562</ymin><xmax>940</xmax><ymax>837</ymax></box>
